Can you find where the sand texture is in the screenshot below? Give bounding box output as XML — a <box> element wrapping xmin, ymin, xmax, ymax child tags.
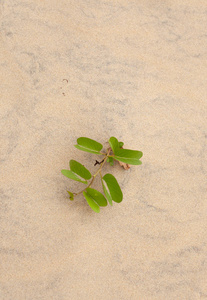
<box><xmin>1</xmin><ymin>1</ymin><xmax>207</xmax><ymax>299</ymax></box>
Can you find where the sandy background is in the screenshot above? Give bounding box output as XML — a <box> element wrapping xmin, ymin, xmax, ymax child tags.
<box><xmin>1</xmin><ymin>0</ymin><xmax>207</xmax><ymax>299</ymax></box>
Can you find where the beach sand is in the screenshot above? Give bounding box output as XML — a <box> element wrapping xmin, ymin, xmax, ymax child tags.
<box><xmin>1</xmin><ymin>1</ymin><xmax>207</xmax><ymax>299</ymax></box>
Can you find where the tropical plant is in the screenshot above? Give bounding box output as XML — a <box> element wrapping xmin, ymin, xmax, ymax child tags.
<box><xmin>61</xmin><ymin>137</ymin><xmax>143</xmax><ymax>213</ymax></box>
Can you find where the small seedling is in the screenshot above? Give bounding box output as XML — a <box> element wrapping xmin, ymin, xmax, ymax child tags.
<box><xmin>61</xmin><ymin>137</ymin><xmax>143</xmax><ymax>213</ymax></box>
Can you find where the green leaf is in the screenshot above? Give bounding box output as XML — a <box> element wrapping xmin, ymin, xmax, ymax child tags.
<box><xmin>83</xmin><ymin>191</ymin><xmax>100</xmax><ymax>213</ymax></box>
<box><xmin>107</xmin><ymin>157</ymin><xmax>114</xmax><ymax>166</ymax></box>
<box><xmin>69</xmin><ymin>160</ymin><xmax>91</xmax><ymax>180</ymax></box>
<box><xmin>75</xmin><ymin>137</ymin><xmax>103</xmax><ymax>155</ymax></box>
<box><xmin>102</xmin><ymin>173</ymin><xmax>123</xmax><ymax>203</ymax></box>
<box><xmin>119</xmin><ymin>141</ymin><xmax>124</xmax><ymax>148</ymax></box>
<box><xmin>114</xmin><ymin>149</ymin><xmax>143</xmax><ymax>165</ymax></box>
<box><xmin>67</xmin><ymin>191</ymin><xmax>74</xmax><ymax>200</ymax></box>
<box><xmin>86</xmin><ymin>188</ymin><xmax>107</xmax><ymax>207</ymax></box>
<box><xmin>61</xmin><ymin>169</ymin><xmax>87</xmax><ymax>184</ymax></box>
<box><xmin>109</xmin><ymin>137</ymin><xmax>119</xmax><ymax>154</ymax></box>
<box><xmin>75</xmin><ymin>145</ymin><xmax>103</xmax><ymax>155</ymax></box>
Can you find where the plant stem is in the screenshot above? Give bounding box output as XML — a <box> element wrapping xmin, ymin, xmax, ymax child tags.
<box><xmin>73</xmin><ymin>148</ymin><xmax>111</xmax><ymax>197</ymax></box>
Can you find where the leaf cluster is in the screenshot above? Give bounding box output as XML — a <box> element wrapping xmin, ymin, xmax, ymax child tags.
<box><xmin>61</xmin><ymin>137</ymin><xmax>143</xmax><ymax>213</ymax></box>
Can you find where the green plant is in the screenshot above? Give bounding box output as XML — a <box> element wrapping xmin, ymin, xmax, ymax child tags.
<box><xmin>61</xmin><ymin>137</ymin><xmax>143</xmax><ymax>213</ymax></box>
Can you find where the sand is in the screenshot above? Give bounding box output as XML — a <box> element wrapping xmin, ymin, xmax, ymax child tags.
<box><xmin>1</xmin><ymin>1</ymin><xmax>207</xmax><ymax>299</ymax></box>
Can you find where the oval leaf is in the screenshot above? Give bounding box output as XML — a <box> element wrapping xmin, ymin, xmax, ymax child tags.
<box><xmin>114</xmin><ymin>149</ymin><xmax>143</xmax><ymax>165</ymax></box>
<box><xmin>61</xmin><ymin>169</ymin><xmax>87</xmax><ymax>184</ymax></box>
<box><xmin>102</xmin><ymin>173</ymin><xmax>123</xmax><ymax>203</ymax></box>
<box><xmin>109</xmin><ymin>137</ymin><xmax>119</xmax><ymax>154</ymax></box>
<box><xmin>67</xmin><ymin>191</ymin><xmax>74</xmax><ymax>200</ymax></box>
<box><xmin>75</xmin><ymin>145</ymin><xmax>103</xmax><ymax>155</ymax></box>
<box><xmin>83</xmin><ymin>191</ymin><xmax>100</xmax><ymax>213</ymax></box>
<box><xmin>119</xmin><ymin>141</ymin><xmax>124</xmax><ymax>148</ymax></box>
<box><xmin>70</xmin><ymin>160</ymin><xmax>91</xmax><ymax>180</ymax></box>
<box><xmin>86</xmin><ymin>188</ymin><xmax>107</xmax><ymax>207</ymax></box>
<box><xmin>75</xmin><ymin>137</ymin><xmax>103</xmax><ymax>154</ymax></box>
